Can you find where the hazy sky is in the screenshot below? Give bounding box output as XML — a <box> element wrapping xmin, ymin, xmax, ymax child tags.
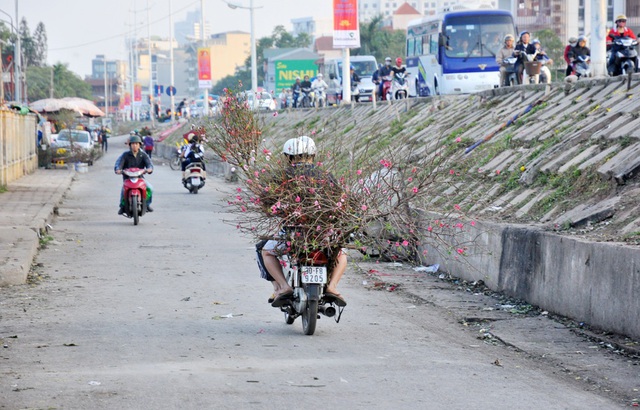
<box><xmin>0</xmin><ymin>0</ymin><xmax>333</xmax><ymax>77</ymax></box>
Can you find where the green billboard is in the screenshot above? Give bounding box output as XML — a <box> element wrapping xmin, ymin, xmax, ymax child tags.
<box><xmin>275</xmin><ymin>59</ymin><xmax>318</xmax><ymax>91</ymax></box>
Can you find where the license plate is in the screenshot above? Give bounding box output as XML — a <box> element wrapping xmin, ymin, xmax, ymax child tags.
<box><xmin>191</xmin><ymin>177</ymin><xmax>200</xmax><ymax>185</ymax></box>
<box><xmin>301</xmin><ymin>266</ymin><xmax>327</xmax><ymax>284</ymax></box>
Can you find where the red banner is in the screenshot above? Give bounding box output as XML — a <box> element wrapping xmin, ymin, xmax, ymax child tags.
<box><xmin>198</xmin><ymin>47</ymin><xmax>212</xmax><ymax>89</ymax></box>
<box><xmin>134</xmin><ymin>84</ymin><xmax>142</xmax><ymax>106</ymax></box>
<box><xmin>333</xmin><ymin>0</ymin><xmax>360</xmax><ymax>48</ymax></box>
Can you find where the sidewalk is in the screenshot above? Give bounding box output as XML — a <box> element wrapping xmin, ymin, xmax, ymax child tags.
<box><xmin>0</xmin><ymin>168</ymin><xmax>75</xmax><ymax>286</ymax></box>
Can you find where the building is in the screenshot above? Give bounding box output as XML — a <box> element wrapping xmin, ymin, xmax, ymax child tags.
<box><xmin>291</xmin><ymin>17</ymin><xmax>333</xmax><ymax>43</ymax></box>
<box><xmin>513</xmin><ymin>0</ymin><xmax>639</xmax><ymax>44</ymax></box>
<box><xmin>391</xmin><ymin>2</ymin><xmax>423</xmax><ymax>30</ymax></box>
<box><xmin>175</xmin><ymin>9</ymin><xmax>211</xmax><ymax>46</ymax></box>
<box><xmin>88</xmin><ymin>55</ymin><xmax>126</xmax><ymax>116</ymax></box>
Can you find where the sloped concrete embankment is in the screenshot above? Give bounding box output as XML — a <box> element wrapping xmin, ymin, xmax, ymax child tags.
<box><xmin>256</xmin><ymin>75</ymin><xmax>640</xmax><ymax>339</ymax></box>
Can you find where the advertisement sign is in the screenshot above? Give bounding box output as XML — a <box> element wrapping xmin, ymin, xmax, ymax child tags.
<box><xmin>198</xmin><ymin>47</ymin><xmax>212</xmax><ymax>89</ymax></box>
<box><xmin>333</xmin><ymin>0</ymin><xmax>360</xmax><ymax>48</ymax></box>
<box><xmin>122</xmin><ymin>92</ymin><xmax>131</xmax><ymax>110</ymax></box>
<box><xmin>133</xmin><ymin>84</ymin><xmax>142</xmax><ymax>106</ymax></box>
<box><xmin>274</xmin><ymin>60</ymin><xmax>317</xmax><ymax>92</ymax></box>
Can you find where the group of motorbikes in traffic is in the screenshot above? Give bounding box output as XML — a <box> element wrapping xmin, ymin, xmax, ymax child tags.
<box><xmin>500</xmin><ymin>15</ymin><xmax>638</xmax><ymax>88</ymax></box>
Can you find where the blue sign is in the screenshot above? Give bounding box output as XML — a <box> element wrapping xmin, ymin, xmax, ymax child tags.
<box><xmin>154</xmin><ymin>85</ymin><xmax>164</xmax><ymax>95</ymax></box>
<box><xmin>166</xmin><ymin>86</ymin><xmax>176</xmax><ymax>96</ymax></box>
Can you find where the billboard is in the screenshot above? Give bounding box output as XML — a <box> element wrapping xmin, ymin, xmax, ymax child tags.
<box><xmin>134</xmin><ymin>84</ymin><xmax>142</xmax><ymax>106</ymax></box>
<box><xmin>333</xmin><ymin>0</ymin><xmax>360</xmax><ymax>48</ymax></box>
<box><xmin>274</xmin><ymin>60</ymin><xmax>318</xmax><ymax>92</ymax></box>
<box><xmin>198</xmin><ymin>47</ymin><xmax>212</xmax><ymax>89</ymax></box>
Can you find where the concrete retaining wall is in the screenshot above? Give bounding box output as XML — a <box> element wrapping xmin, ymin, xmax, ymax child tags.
<box><xmin>425</xmin><ymin>221</ymin><xmax>640</xmax><ymax>339</ymax></box>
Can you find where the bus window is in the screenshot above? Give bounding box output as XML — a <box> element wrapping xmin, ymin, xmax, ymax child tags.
<box><xmin>416</xmin><ymin>36</ymin><xmax>423</xmax><ymax>56</ymax></box>
<box><xmin>444</xmin><ymin>14</ymin><xmax>514</xmax><ymax>58</ymax></box>
<box><xmin>407</xmin><ymin>37</ymin><xmax>415</xmax><ymax>57</ymax></box>
<box><xmin>430</xmin><ymin>35</ymin><xmax>438</xmax><ymax>54</ymax></box>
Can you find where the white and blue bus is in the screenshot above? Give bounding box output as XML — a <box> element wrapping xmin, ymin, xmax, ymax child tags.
<box><xmin>406</xmin><ymin>8</ymin><xmax>516</xmax><ymax>96</ymax></box>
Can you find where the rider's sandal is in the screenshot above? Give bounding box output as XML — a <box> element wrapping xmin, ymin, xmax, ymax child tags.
<box><xmin>324</xmin><ymin>291</ymin><xmax>347</xmax><ymax>307</ymax></box>
<box><xmin>271</xmin><ymin>290</ymin><xmax>294</xmax><ymax>307</ymax></box>
<box><xmin>268</xmin><ymin>293</ymin><xmax>275</xmax><ymax>303</ymax></box>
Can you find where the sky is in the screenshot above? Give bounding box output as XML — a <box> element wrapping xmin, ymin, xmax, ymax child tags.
<box><xmin>0</xmin><ymin>0</ymin><xmax>333</xmax><ymax>77</ymax></box>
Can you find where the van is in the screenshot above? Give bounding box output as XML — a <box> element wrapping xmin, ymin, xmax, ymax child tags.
<box><xmin>325</xmin><ymin>55</ymin><xmax>378</xmax><ymax>102</ymax></box>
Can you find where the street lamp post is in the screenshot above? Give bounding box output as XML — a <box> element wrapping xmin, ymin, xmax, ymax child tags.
<box><xmin>224</xmin><ymin>0</ymin><xmax>261</xmax><ymax>105</ymax></box>
<box><xmin>147</xmin><ymin>0</ymin><xmax>155</xmax><ymax>127</ymax></box>
<box><xmin>201</xmin><ymin>0</ymin><xmax>209</xmax><ymax>116</ymax></box>
<box><xmin>169</xmin><ymin>0</ymin><xmax>175</xmax><ymax>121</ymax></box>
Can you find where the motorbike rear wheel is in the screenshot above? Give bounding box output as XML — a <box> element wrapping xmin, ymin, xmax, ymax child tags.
<box><xmin>170</xmin><ymin>156</ymin><xmax>181</xmax><ymax>171</ymax></box>
<box><xmin>131</xmin><ymin>196</ymin><xmax>139</xmax><ymax>225</ymax></box>
<box><xmin>192</xmin><ymin>186</ymin><xmax>199</xmax><ymax>194</ymax></box>
<box><xmin>302</xmin><ymin>299</ymin><xmax>318</xmax><ymax>335</ymax></box>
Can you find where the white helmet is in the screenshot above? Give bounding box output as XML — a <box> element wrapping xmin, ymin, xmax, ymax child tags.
<box><xmin>283</xmin><ymin>136</ymin><xmax>317</xmax><ymax>156</ymax></box>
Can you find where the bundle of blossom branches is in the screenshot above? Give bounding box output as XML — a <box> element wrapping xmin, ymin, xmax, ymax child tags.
<box><xmin>202</xmin><ymin>86</ymin><xmax>477</xmax><ymax>267</ymax></box>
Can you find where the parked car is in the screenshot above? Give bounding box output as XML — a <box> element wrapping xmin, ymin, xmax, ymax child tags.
<box><xmin>244</xmin><ymin>91</ymin><xmax>277</xmax><ymax>111</ymax></box>
<box><xmin>53</xmin><ymin>129</ymin><xmax>94</xmax><ymax>150</ymax></box>
<box><xmin>51</xmin><ymin>129</ymin><xmax>96</xmax><ymax>165</ymax></box>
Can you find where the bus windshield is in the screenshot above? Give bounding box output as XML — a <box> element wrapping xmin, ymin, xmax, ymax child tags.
<box><xmin>443</xmin><ymin>14</ymin><xmax>514</xmax><ymax>59</ymax></box>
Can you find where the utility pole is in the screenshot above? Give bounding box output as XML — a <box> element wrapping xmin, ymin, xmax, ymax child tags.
<box><xmin>590</xmin><ymin>0</ymin><xmax>608</xmax><ymax>77</ymax></box>
<box><xmin>147</xmin><ymin>0</ymin><xmax>154</xmax><ymax>127</ymax></box>
<box><xmin>201</xmin><ymin>0</ymin><xmax>208</xmax><ymax>116</ymax></box>
<box><xmin>14</xmin><ymin>0</ymin><xmax>21</xmax><ymax>103</ymax></box>
<box><xmin>169</xmin><ymin>0</ymin><xmax>175</xmax><ymax>121</ymax></box>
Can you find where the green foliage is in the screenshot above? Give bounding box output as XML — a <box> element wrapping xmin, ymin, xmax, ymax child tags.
<box><xmin>353</xmin><ymin>16</ymin><xmax>406</xmax><ymax>62</ymax></box>
<box><xmin>532</xmin><ymin>29</ymin><xmax>563</xmax><ymax>82</ymax></box>
<box><xmin>26</xmin><ymin>63</ymin><xmax>92</xmax><ymax>101</ymax></box>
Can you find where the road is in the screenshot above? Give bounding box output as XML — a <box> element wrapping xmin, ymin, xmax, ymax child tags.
<box><xmin>0</xmin><ymin>136</ymin><xmax>621</xmax><ymax>409</ymax></box>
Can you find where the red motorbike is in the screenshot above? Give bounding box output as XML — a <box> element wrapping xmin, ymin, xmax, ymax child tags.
<box><xmin>381</xmin><ymin>75</ymin><xmax>393</xmax><ymax>101</ymax></box>
<box><xmin>122</xmin><ymin>168</ymin><xmax>149</xmax><ymax>225</ymax></box>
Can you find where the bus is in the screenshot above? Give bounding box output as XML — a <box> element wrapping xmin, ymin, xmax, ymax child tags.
<box><xmin>406</xmin><ymin>8</ymin><xmax>516</xmax><ymax>96</ymax></box>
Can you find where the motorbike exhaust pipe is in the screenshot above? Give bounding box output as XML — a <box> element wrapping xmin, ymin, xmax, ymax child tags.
<box><xmin>319</xmin><ymin>305</ymin><xmax>336</xmax><ymax>317</ymax></box>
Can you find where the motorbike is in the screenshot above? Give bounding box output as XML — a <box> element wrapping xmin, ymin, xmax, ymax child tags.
<box><xmin>350</xmin><ymin>82</ymin><xmax>360</xmax><ymax>102</ymax></box>
<box><xmin>573</xmin><ymin>55</ymin><xmax>591</xmax><ymax>78</ymax></box>
<box><xmin>277</xmin><ymin>241</ymin><xmax>345</xmax><ymax>335</ymax></box>
<box><xmin>182</xmin><ymin>162</ymin><xmax>206</xmax><ymax>194</ymax></box>
<box><xmin>300</xmin><ymin>87</ymin><xmax>312</xmax><ymax>108</ymax></box>
<box><xmin>169</xmin><ymin>145</ymin><xmax>182</xmax><ymax>171</ymax></box>
<box><xmin>122</xmin><ymin>168</ymin><xmax>149</xmax><ymax>226</ymax></box>
<box><xmin>522</xmin><ymin>52</ymin><xmax>543</xmax><ymax>84</ymax></box>
<box><xmin>313</xmin><ymin>86</ymin><xmax>326</xmax><ymax>108</ymax></box>
<box><xmin>381</xmin><ymin>75</ymin><xmax>393</xmax><ymax>100</ymax></box>
<box><xmin>610</xmin><ymin>36</ymin><xmax>639</xmax><ymax>76</ymax></box>
<box><xmin>502</xmin><ymin>56</ymin><xmax>518</xmax><ymax>87</ymax></box>
<box><xmin>387</xmin><ymin>72</ymin><xmax>410</xmax><ymax>100</ymax></box>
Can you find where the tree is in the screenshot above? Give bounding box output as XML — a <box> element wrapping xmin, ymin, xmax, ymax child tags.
<box><xmin>353</xmin><ymin>17</ymin><xmax>406</xmax><ymax>62</ymax></box>
<box><xmin>26</xmin><ymin>63</ymin><xmax>92</xmax><ymax>101</ymax></box>
<box><xmin>533</xmin><ymin>29</ymin><xmax>564</xmax><ymax>81</ymax></box>
<box><xmin>33</xmin><ymin>22</ymin><xmax>47</xmax><ymax>67</ymax></box>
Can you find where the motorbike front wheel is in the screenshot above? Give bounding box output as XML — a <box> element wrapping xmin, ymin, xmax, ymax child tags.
<box><xmin>131</xmin><ymin>196</ymin><xmax>139</xmax><ymax>225</ymax></box>
<box><xmin>170</xmin><ymin>156</ymin><xmax>181</xmax><ymax>171</ymax></box>
<box><xmin>302</xmin><ymin>299</ymin><xmax>318</xmax><ymax>335</ymax></box>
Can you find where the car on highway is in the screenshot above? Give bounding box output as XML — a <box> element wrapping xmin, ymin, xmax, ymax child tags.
<box><xmin>51</xmin><ymin>129</ymin><xmax>97</xmax><ymax>165</ymax></box>
<box><xmin>244</xmin><ymin>91</ymin><xmax>277</xmax><ymax>111</ymax></box>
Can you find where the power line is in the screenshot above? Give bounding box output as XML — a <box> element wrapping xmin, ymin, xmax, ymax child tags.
<box><xmin>48</xmin><ymin>0</ymin><xmax>199</xmax><ymax>51</ymax></box>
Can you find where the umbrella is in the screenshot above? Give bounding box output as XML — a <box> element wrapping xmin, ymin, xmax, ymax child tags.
<box><xmin>60</xmin><ymin>97</ymin><xmax>105</xmax><ymax>117</ymax></box>
<box><xmin>29</xmin><ymin>98</ymin><xmax>105</xmax><ymax>117</ymax></box>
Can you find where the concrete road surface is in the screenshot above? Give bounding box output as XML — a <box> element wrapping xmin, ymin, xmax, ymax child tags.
<box><xmin>0</xmin><ymin>136</ymin><xmax>622</xmax><ymax>409</ymax></box>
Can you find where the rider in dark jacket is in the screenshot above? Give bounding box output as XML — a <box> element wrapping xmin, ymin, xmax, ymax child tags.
<box><xmin>114</xmin><ymin>134</ymin><xmax>154</xmax><ymax>214</ymax></box>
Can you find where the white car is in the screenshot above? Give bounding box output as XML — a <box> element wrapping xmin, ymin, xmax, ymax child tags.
<box><xmin>245</xmin><ymin>91</ymin><xmax>277</xmax><ymax>111</ymax></box>
<box><xmin>53</xmin><ymin>129</ymin><xmax>95</xmax><ymax>151</ymax></box>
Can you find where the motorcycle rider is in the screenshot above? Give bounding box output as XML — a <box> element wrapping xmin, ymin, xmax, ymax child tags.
<box><xmin>496</xmin><ymin>34</ymin><xmax>516</xmax><ymax>86</ymax></box>
<box><xmin>391</xmin><ymin>57</ymin><xmax>406</xmax><ymax>75</ymax></box>
<box><xmin>181</xmin><ymin>133</ymin><xmax>205</xmax><ymax>172</ymax></box>
<box><xmin>346</xmin><ymin>65</ymin><xmax>361</xmax><ymax>102</ymax></box>
<box><xmin>531</xmin><ymin>39</ymin><xmax>553</xmax><ymax>83</ymax></box>
<box><xmin>114</xmin><ymin>134</ymin><xmax>154</xmax><ymax>215</ymax></box>
<box><xmin>300</xmin><ymin>75</ymin><xmax>313</xmax><ymax>107</ymax></box>
<box><xmin>564</xmin><ymin>36</ymin><xmax>578</xmax><ymax>76</ymax></box>
<box><xmin>311</xmin><ymin>73</ymin><xmax>328</xmax><ymax>106</ymax></box>
<box><xmin>377</xmin><ymin>57</ymin><xmax>394</xmax><ymax>100</ymax></box>
<box><xmin>258</xmin><ymin>136</ymin><xmax>348</xmax><ymax>307</ymax></box>
<box><xmin>291</xmin><ymin>77</ymin><xmax>302</xmax><ymax>108</ymax></box>
<box><xmin>568</xmin><ymin>36</ymin><xmax>591</xmax><ymax>77</ymax></box>
<box><xmin>514</xmin><ymin>31</ymin><xmax>536</xmax><ymax>84</ymax></box>
<box><xmin>607</xmin><ymin>14</ymin><xmax>638</xmax><ymax>75</ymax></box>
